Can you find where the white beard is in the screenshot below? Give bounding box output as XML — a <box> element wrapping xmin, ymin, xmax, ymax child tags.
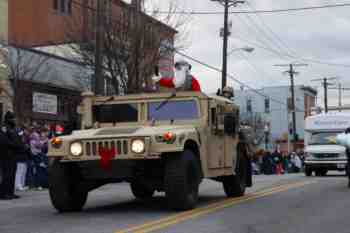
<box><xmin>174</xmin><ymin>66</ymin><xmax>187</xmax><ymax>88</ymax></box>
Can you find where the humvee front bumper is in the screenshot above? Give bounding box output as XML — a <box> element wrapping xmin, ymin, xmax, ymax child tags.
<box><xmin>49</xmin><ymin>136</ymin><xmax>184</xmax><ymax>162</ymax></box>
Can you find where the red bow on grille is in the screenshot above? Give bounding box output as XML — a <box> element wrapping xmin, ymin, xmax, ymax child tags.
<box><xmin>98</xmin><ymin>147</ymin><xmax>116</xmax><ymax>171</ymax></box>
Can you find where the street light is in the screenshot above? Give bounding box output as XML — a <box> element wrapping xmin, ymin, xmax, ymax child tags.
<box><xmin>227</xmin><ymin>46</ymin><xmax>254</xmax><ymax>57</ymax></box>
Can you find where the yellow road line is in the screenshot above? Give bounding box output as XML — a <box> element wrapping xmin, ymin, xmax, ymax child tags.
<box><xmin>115</xmin><ymin>182</ymin><xmax>294</xmax><ymax>233</ymax></box>
<box><xmin>115</xmin><ymin>181</ymin><xmax>314</xmax><ymax>233</ymax></box>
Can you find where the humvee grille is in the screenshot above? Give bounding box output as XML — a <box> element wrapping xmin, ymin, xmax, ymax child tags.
<box><xmin>84</xmin><ymin>139</ymin><xmax>129</xmax><ymax>156</ymax></box>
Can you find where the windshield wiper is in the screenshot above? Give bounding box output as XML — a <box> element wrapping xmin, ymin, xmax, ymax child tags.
<box><xmin>150</xmin><ymin>92</ymin><xmax>177</xmax><ymax>126</ymax></box>
<box><xmin>156</xmin><ymin>92</ymin><xmax>176</xmax><ymax>111</ymax></box>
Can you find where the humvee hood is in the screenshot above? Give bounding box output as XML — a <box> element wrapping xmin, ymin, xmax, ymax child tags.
<box><xmin>61</xmin><ymin>125</ymin><xmax>196</xmax><ymax>140</ymax></box>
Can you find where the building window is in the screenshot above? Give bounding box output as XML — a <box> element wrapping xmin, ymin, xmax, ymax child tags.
<box><xmin>247</xmin><ymin>99</ymin><xmax>252</xmax><ymax>113</ymax></box>
<box><xmin>53</xmin><ymin>0</ymin><xmax>58</xmax><ymax>10</ymax></box>
<box><xmin>264</xmin><ymin>98</ymin><xmax>270</xmax><ymax>113</ymax></box>
<box><xmin>54</xmin><ymin>0</ymin><xmax>72</xmax><ymax>14</ymax></box>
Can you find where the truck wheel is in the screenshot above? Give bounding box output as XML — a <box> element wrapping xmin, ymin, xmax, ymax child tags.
<box><xmin>164</xmin><ymin>150</ymin><xmax>201</xmax><ymax>210</ymax></box>
<box><xmin>304</xmin><ymin>167</ymin><xmax>312</xmax><ymax>177</ymax></box>
<box><xmin>130</xmin><ymin>182</ymin><xmax>155</xmax><ymax>199</ymax></box>
<box><xmin>48</xmin><ymin>159</ymin><xmax>88</xmax><ymax>212</ymax></box>
<box><xmin>223</xmin><ymin>153</ymin><xmax>247</xmax><ymax>197</ymax></box>
<box><xmin>315</xmin><ymin>170</ymin><xmax>322</xmax><ymax>176</ymax></box>
<box><xmin>320</xmin><ymin>169</ymin><xmax>328</xmax><ymax>176</ymax></box>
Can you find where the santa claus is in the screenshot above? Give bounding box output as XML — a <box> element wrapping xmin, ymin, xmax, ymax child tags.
<box><xmin>152</xmin><ymin>60</ymin><xmax>201</xmax><ymax>91</ymax></box>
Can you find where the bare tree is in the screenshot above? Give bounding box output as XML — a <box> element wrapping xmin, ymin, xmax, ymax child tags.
<box><xmin>64</xmin><ymin>0</ymin><xmax>191</xmax><ymax>95</ymax></box>
<box><xmin>0</xmin><ymin>44</ymin><xmax>50</xmax><ymax>123</ymax></box>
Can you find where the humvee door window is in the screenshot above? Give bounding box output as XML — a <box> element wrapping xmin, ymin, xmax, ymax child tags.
<box><xmin>93</xmin><ymin>104</ymin><xmax>138</xmax><ymax>123</ymax></box>
<box><xmin>148</xmin><ymin>100</ymin><xmax>198</xmax><ymax>121</ymax></box>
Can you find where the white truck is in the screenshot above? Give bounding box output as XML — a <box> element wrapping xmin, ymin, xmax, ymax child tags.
<box><xmin>304</xmin><ymin>113</ymin><xmax>350</xmax><ymax>176</ymax></box>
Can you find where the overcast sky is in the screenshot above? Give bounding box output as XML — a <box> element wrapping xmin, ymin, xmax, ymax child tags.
<box><xmin>142</xmin><ymin>0</ymin><xmax>350</xmax><ymax>108</ymax></box>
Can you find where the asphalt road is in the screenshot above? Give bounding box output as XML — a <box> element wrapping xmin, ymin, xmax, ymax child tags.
<box><xmin>0</xmin><ymin>173</ymin><xmax>349</xmax><ymax>233</ymax></box>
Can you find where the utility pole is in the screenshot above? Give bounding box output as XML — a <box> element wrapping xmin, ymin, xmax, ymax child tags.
<box><xmin>275</xmin><ymin>63</ymin><xmax>307</xmax><ymax>152</ymax></box>
<box><xmin>338</xmin><ymin>83</ymin><xmax>342</xmax><ymax>112</ymax></box>
<box><xmin>311</xmin><ymin>77</ymin><xmax>337</xmax><ymax>113</ymax></box>
<box><xmin>329</xmin><ymin>84</ymin><xmax>350</xmax><ymax>112</ymax></box>
<box><xmin>94</xmin><ymin>0</ymin><xmax>106</xmax><ymax>95</ymax></box>
<box><xmin>211</xmin><ymin>0</ymin><xmax>245</xmax><ymax>91</ymax></box>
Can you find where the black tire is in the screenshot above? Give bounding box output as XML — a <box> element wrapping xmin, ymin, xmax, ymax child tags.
<box><xmin>164</xmin><ymin>150</ymin><xmax>201</xmax><ymax>210</ymax></box>
<box><xmin>48</xmin><ymin>159</ymin><xmax>88</xmax><ymax>212</ymax></box>
<box><xmin>130</xmin><ymin>181</ymin><xmax>155</xmax><ymax>199</ymax></box>
<box><xmin>320</xmin><ymin>169</ymin><xmax>328</xmax><ymax>176</ymax></box>
<box><xmin>304</xmin><ymin>167</ymin><xmax>312</xmax><ymax>177</ymax></box>
<box><xmin>223</xmin><ymin>153</ymin><xmax>247</xmax><ymax>197</ymax></box>
<box><xmin>315</xmin><ymin>170</ymin><xmax>322</xmax><ymax>177</ymax></box>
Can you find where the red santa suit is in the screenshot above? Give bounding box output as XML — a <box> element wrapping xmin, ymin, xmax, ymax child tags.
<box><xmin>158</xmin><ymin>75</ymin><xmax>201</xmax><ymax>91</ymax></box>
<box><xmin>154</xmin><ymin>61</ymin><xmax>201</xmax><ymax>91</ymax></box>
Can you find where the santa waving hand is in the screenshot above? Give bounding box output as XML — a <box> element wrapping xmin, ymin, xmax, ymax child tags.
<box><xmin>153</xmin><ymin>60</ymin><xmax>201</xmax><ymax>92</ymax></box>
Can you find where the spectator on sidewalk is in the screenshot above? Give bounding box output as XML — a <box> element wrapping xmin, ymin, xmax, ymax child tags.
<box><xmin>272</xmin><ymin>149</ymin><xmax>283</xmax><ymax>175</ymax></box>
<box><xmin>15</xmin><ymin>126</ymin><xmax>31</xmax><ymax>191</ymax></box>
<box><xmin>282</xmin><ymin>153</ymin><xmax>290</xmax><ymax>174</ymax></box>
<box><xmin>1</xmin><ymin>111</ymin><xmax>26</xmax><ymax>200</ymax></box>
<box><xmin>291</xmin><ymin>152</ymin><xmax>302</xmax><ymax>173</ymax></box>
<box><xmin>29</xmin><ymin>126</ymin><xmax>45</xmax><ymax>190</ymax></box>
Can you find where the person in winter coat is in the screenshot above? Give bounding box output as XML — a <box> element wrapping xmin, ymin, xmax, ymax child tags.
<box><xmin>15</xmin><ymin>126</ymin><xmax>31</xmax><ymax>191</ymax></box>
<box><xmin>0</xmin><ymin>111</ymin><xmax>26</xmax><ymax>199</ymax></box>
<box><xmin>29</xmin><ymin>128</ymin><xmax>47</xmax><ymax>190</ymax></box>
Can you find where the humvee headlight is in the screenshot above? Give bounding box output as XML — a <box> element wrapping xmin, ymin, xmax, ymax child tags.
<box><xmin>70</xmin><ymin>142</ymin><xmax>83</xmax><ymax>156</ymax></box>
<box><xmin>131</xmin><ymin>139</ymin><xmax>145</xmax><ymax>154</ymax></box>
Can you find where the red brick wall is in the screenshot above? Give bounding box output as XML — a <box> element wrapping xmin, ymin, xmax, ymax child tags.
<box><xmin>8</xmin><ymin>0</ymin><xmax>85</xmax><ymax>47</ymax></box>
<box><xmin>8</xmin><ymin>0</ymin><xmax>175</xmax><ymax>48</ymax></box>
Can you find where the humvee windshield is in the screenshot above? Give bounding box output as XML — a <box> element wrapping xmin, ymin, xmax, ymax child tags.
<box><xmin>93</xmin><ymin>103</ymin><xmax>138</xmax><ymax>123</ymax></box>
<box><xmin>148</xmin><ymin>100</ymin><xmax>198</xmax><ymax>121</ymax></box>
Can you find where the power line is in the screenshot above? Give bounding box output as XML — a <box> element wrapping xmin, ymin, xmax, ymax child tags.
<box><xmin>233</xmin><ymin>35</ymin><xmax>350</xmax><ymax>68</ymax></box>
<box><xmin>150</xmin><ymin>3</ymin><xmax>350</xmax><ymax>15</ymax></box>
<box><xmin>64</xmin><ymin>0</ymin><xmax>302</xmax><ymax>110</ymax></box>
<box><xmin>245</xmin><ymin>1</ymin><xmax>296</xmax><ymax>58</ymax></box>
<box><xmin>173</xmin><ymin>49</ymin><xmax>291</xmax><ymax>107</ymax></box>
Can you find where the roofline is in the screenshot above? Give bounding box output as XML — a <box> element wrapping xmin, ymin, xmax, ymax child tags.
<box><xmin>235</xmin><ymin>85</ymin><xmax>317</xmax><ymax>94</ymax></box>
<box><xmin>113</xmin><ymin>0</ymin><xmax>178</xmax><ymax>34</ymax></box>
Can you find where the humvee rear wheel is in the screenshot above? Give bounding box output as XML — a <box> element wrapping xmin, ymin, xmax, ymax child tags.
<box><xmin>223</xmin><ymin>153</ymin><xmax>247</xmax><ymax>197</ymax></box>
<box><xmin>48</xmin><ymin>159</ymin><xmax>88</xmax><ymax>212</ymax></box>
<box><xmin>164</xmin><ymin>150</ymin><xmax>201</xmax><ymax>210</ymax></box>
<box><xmin>130</xmin><ymin>181</ymin><xmax>155</xmax><ymax>199</ymax></box>
<box><xmin>304</xmin><ymin>166</ymin><xmax>312</xmax><ymax>177</ymax></box>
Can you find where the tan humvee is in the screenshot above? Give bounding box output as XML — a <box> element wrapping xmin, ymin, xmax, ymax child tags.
<box><xmin>47</xmin><ymin>91</ymin><xmax>252</xmax><ymax>212</ymax></box>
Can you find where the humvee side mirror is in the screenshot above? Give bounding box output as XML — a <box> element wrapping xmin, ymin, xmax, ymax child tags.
<box><xmin>224</xmin><ymin>114</ymin><xmax>236</xmax><ymax>135</ymax></box>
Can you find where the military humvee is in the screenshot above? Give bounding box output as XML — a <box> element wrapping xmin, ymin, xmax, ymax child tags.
<box><xmin>48</xmin><ymin>91</ymin><xmax>252</xmax><ymax>212</ymax></box>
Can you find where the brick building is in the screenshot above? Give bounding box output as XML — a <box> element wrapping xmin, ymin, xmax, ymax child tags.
<box><xmin>0</xmin><ymin>0</ymin><xmax>176</xmax><ymax>47</ymax></box>
<box><xmin>0</xmin><ymin>0</ymin><xmax>176</xmax><ymax>125</ymax></box>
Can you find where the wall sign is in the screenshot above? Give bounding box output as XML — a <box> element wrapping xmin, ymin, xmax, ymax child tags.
<box><xmin>32</xmin><ymin>92</ymin><xmax>57</xmax><ymax>115</ymax></box>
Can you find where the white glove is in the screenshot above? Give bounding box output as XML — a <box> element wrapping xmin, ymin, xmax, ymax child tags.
<box><xmin>336</xmin><ymin>133</ymin><xmax>349</xmax><ymax>147</ymax></box>
<box><xmin>152</xmin><ymin>75</ymin><xmax>161</xmax><ymax>83</ymax></box>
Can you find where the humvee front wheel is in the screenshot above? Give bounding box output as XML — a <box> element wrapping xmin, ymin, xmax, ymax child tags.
<box><xmin>223</xmin><ymin>153</ymin><xmax>248</xmax><ymax>197</ymax></box>
<box><xmin>164</xmin><ymin>150</ymin><xmax>201</xmax><ymax>210</ymax></box>
<box><xmin>130</xmin><ymin>181</ymin><xmax>155</xmax><ymax>199</ymax></box>
<box><xmin>48</xmin><ymin>159</ymin><xmax>88</xmax><ymax>212</ymax></box>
